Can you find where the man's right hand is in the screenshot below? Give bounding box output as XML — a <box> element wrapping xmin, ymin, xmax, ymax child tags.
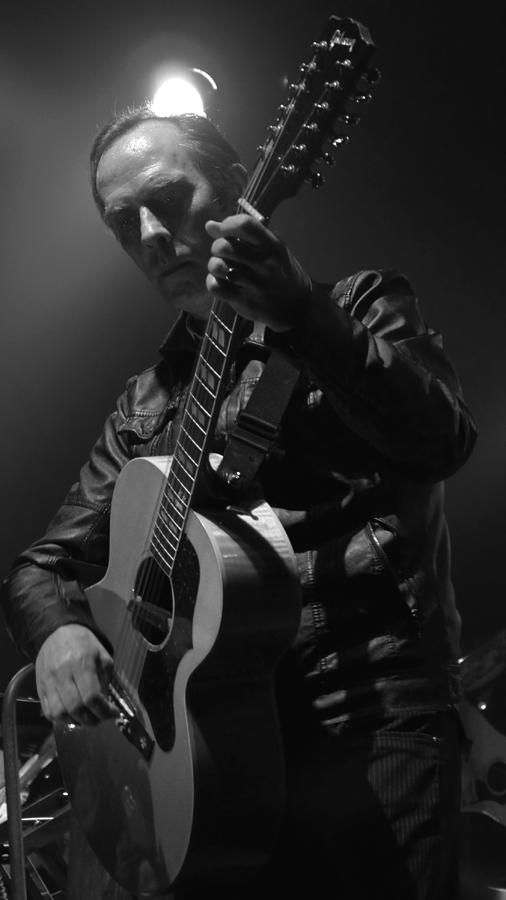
<box><xmin>35</xmin><ymin>624</ymin><xmax>117</xmax><ymax>725</ymax></box>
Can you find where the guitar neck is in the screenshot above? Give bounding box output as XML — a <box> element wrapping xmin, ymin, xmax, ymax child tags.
<box><xmin>150</xmin><ymin>299</ymin><xmax>241</xmax><ymax>575</ymax></box>
<box><xmin>148</xmin><ymin>14</ymin><xmax>378</xmax><ymax>576</ymax></box>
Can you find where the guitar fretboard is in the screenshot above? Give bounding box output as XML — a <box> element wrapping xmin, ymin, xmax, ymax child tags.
<box><xmin>150</xmin><ymin>300</ymin><xmax>238</xmax><ymax>575</ymax></box>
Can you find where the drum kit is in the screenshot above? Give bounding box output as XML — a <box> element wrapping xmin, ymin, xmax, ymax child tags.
<box><xmin>1</xmin><ymin>637</ymin><xmax>506</xmax><ymax>899</ymax></box>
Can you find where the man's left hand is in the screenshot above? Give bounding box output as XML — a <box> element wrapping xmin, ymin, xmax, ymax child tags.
<box><xmin>205</xmin><ymin>214</ymin><xmax>311</xmax><ymax>332</ymax></box>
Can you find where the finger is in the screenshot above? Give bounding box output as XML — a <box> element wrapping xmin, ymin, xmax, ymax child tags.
<box><xmin>206</xmin><ymin>215</ymin><xmax>275</xmax><ymax>248</ymax></box>
<box><xmin>73</xmin><ymin>670</ymin><xmax>118</xmax><ymax>721</ymax></box>
<box><xmin>206</xmin><ymin>271</ymin><xmax>239</xmax><ymax>295</ymax></box>
<box><xmin>36</xmin><ymin>670</ymin><xmax>67</xmax><ymax>723</ymax></box>
<box><xmin>37</xmin><ymin>687</ymin><xmax>53</xmax><ymax>723</ymax></box>
<box><xmin>211</xmin><ymin>235</ymin><xmax>266</xmax><ymax>265</ymax></box>
<box><xmin>42</xmin><ymin>678</ymin><xmax>87</xmax><ymax>724</ymax></box>
<box><xmin>208</xmin><ymin>256</ymin><xmax>243</xmax><ymax>283</ymax></box>
<box><xmin>209</xmin><ymin>236</ymin><xmax>238</xmax><ymax>261</ymax></box>
<box><xmin>206</xmin><ymin>272</ymin><xmax>233</xmax><ymax>295</ymax></box>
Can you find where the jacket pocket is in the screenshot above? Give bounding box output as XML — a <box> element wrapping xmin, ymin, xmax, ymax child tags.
<box><xmin>364</xmin><ymin>517</ymin><xmax>419</xmax><ymax>628</ymax></box>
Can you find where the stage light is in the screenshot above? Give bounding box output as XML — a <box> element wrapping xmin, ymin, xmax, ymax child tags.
<box><xmin>151</xmin><ymin>77</ymin><xmax>204</xmax><ymax>116</ymax></box>
<box><xmin>150</xmin><ymin>69</ymin><xmax>217</xmax><ymax>117</ymax></box>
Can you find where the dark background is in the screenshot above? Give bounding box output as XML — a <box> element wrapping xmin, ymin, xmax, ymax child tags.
<box><xmin>1</xmin><ymin>0</ymin><xmax>505</xmax><ymax>686</ymax></box>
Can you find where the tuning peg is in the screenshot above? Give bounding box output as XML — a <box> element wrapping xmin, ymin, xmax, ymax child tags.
<box><xmin>256</xmin><ymin>144</ymin><xmax>267</xmax><ymax>158</ymax></box>
<box><xmin>331</xmin><ymin>135</ymin><xmax>350</xmax><ymax>147</ymax></box>
<box><xmin>324</xmin><ymin>80</ymin><xmax>342</xmax><ymax>92</ymax></box>
<box><xmin>365</xmin><ymin>67</ymin><xmax>381</xmax><ymax>84</ymax></box>
<box><xmin>302</xmin><ymin>122</ymin><xmax>319</xmax><ymax>135</ymax></box>
<box><xmin>300</xmin><ymin>61</ymin><xmax>317</xmax><ymax>74</ymax></box>
<box><xmin>281</xmin><ymin>164</ymin><xmax>298</xmax><ymax>176</ymax></box>
<box><xmin>314</xmin><ymin>101</ymin><xmax>330</xmax><ymax>114</ymax></box>
<box><xmin>336</xmin><ymin>113</ymin><xmax>360</xmax><ymax>126</ymax></box>
<box><xmin>305</xmin><ymin>169</ymin><xmax>324</xmax><ymax>189</ymax></box>
<box><xmin>288</xmin><ymin>80</ymin><xmax>309</xmax><ymax>95</ymax></box>
<box><xmin>318</xmin><ymin>151</ymin><xmax>335</xmax><ymax>167</ymax></box>
<box><xmin>311</xmin><ymin>40</ymin><xmax>328</xmax><ymax>52</ymax></box>
<box><xmin>335</xmin><ymin>58</ymin><xmax>352</xmax><ymax>70</ymax></box>
<box><xmin>267</xmin><ymin>124</ymin><xmax>281</xmax><ymax>137</ymax></box>
<box><xmin>351</xmin><ymin>92</ymin><xmax>372</xmax><ymax>104</ymax></box>
<box><xmin>291</xmin><ymin>143</ymin><xmax>308</xmax><ymax>157</ymax></box>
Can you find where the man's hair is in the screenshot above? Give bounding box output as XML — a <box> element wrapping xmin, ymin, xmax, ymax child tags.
<box><xmin>90</xmin><ymin>105</ymin><xmax>242</xmax><ymax>215</ymax></box>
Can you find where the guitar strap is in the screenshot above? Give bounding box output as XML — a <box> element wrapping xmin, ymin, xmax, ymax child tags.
<box><xmin>217</xmin><ymin>323</ymin><xmax>302</xmax><ymax>491</ymax></box>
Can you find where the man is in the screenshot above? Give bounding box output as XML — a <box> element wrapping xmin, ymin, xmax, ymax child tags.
<box><xmin>2</xmin><ymin>108</ymin><xmax>476</xmax><ymax>899</ymax></box>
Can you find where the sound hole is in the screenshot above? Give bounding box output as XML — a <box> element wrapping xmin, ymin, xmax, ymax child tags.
<box><xmin>132</xmin><ymin>556</ymin><xmax>174</xmax><ymax>646</ymax></box>
<box><xmin>138</xmin><ymin>535</ymin><xmax>201</xmax><ymax>750</ymax></box>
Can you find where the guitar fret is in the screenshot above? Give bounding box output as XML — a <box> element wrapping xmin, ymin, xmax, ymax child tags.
<box><xmin>180</xmin><ymin>423</ymin><xmax>203</xmax><ymax>453</ymax></box>
<box><xmin>151</xmin><ymin>541</ymin><xmax>176</xmax><ymax>576</ymax></box>
<box><xmin>152</xmin><ymin>526</ymin><xmax>178</xmax><ymax>556</ymax></box>
<box><xmin>196</xmin><ymin>362</ymin><xmax>218</xmax><ymax>394</ymax></box>
<box><xmin>186</xmin><ymin>410</ymin><xmax>206</xmax><ymax>436</ymax></box>
<box><xmin>205</xmin><ymin>334</ymin><xmax>227</xmax><ymax>357</ymax></box>
<box><xmin>208</xmin><ymin>317</ymin><xmax>228</xmax><ymax>348</ymax></box>
<box><xmin>210</xmin><ymin>311</ymin><xmax>233</xmax><ymax>335</ymax></box>
<box><xmin>160</xmin><ymin>498</ymin><xmax>185</xmax><ymax>525</ymax></box>
<box><xmin>188</xmin><ymin>394</ymin><xmax>210</xmax><ymax>425</ymax></box>
<box><xmin>164</xmin><ymin>493</ymin><xmax>189</xmax><ymax>521</ymax></box>
<box><xmin>154</xmin><ymin>517</ymin><xmax>180</xmax><ymax>546</ymax></box>
<box><xmin>163</xmin><ymin>491</ymin><xmax>186</xmax><ymax>517</ymax></box>
<box><xmin>195</xmin><ymin>373</ymin><xmax>215</xmax><ymax>399</ymax></box>
<box><xmin>173</xmin><ymin>448</ymin><xmax>198</xmax><ymax>475</ymax></box>
<box><xmin>151</xmin><ymin>542</ymin><xmax>176</xmax><ymax>577</ymax></box>
<box><xmin>159</xmin><ymin>505</ymin><xmax>183</xmax><ymax>533</ymax></box>
<box><xmin>178</xmin><ymin>444</ymin><xmax>200</xmax><ymax>469</ymax></box>
<box><xmin>198</xmin><ymin>352</ymin><xmax>221</xmax><ymax>380</ymax></box>
<box><xmin>169</xmin><ymin>469</ymin><xmax>192</xmax><ymax>493</ymax></box>
<box><xmin>167</xmin><ymin>473</ymin><xmax>191</xmax><ymax>499</ymax></box>
<box><xmin>190</xmin><ymin>384</ymin><xmax>214</xmax><ymax>414</ymax></box>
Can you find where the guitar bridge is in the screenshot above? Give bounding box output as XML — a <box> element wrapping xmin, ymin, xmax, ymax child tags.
<box><xmin>108</xmin><ymin>680</ymin><xmax>154</xmax><ymax>762</ymax></box>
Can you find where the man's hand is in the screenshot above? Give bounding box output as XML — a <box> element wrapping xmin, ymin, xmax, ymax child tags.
<box><xmin>205</xmin><ymin>214</ymin><xmax>311</xmax><ymax>332</ymax></box>
<box><xmin>35</xmin><ymin>624</ymin><xmax>117</xmax><ymax>725</ymax></box>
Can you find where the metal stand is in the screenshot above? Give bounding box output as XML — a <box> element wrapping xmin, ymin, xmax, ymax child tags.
<box><xmin>1</xmin><ymin>665</ymin><xmax>71</xmax><ymax>899</ymax></box>
<box><xmin>2</xmin><ymin>664</ymin><xmax>36</xmax><ymax>900</ymax></box>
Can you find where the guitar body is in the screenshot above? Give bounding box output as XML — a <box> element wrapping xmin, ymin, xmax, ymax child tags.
<box><xmin>55</xmin><ymin>455</ymin><xmax>301</xmax><ymax>896</ymax></box>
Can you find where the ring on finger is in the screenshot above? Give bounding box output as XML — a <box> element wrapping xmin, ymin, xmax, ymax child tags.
<box><xmin>222</xmin><ymin>265</ymin><xmax>238</xmax><ymax>284</ymax></box>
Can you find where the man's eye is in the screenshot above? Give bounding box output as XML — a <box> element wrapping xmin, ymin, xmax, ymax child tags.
<box><xmin>156</xmin><ymin>195</ymin><xmax>184</xmax><ymax>224</ymax></box>
<box><xmin>115</xmin><ymin>213</ymin><xmax>138</xmax><ymax>241</ymax></box>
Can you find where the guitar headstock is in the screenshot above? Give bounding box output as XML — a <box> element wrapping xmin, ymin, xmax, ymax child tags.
<box><xmin>245</xmin><ymin>16</ymin><xmax>378</xmax><ymax>221</ymax></box>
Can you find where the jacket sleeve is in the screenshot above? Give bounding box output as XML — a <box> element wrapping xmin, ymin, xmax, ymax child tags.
<box><xmin>1</xmin><ymin>386</ymin><xmax>135</xmax><ymax>661</ymax></box>
<box><xmin>287</xmin><ymin>268</ymin><xmax>477</xmax><ymax>481</ymax></box>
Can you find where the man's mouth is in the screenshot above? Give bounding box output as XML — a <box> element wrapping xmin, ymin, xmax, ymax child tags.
<box><xmin>160</xmin><ymin>261</ymin><xmax>191</xmax><ymax>278</ymax></box>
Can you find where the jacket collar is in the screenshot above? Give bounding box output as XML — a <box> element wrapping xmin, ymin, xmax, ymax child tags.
<box><xmin>158</xmin><ymin>312</ymin><xmax>202</xmax><ymax>362</ymax></box>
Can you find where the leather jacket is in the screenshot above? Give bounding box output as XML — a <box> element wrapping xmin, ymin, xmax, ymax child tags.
<box><xmin>2</xmin><ymin>269</ymin><xmax>477</xmax><ymax>725</ymax></box>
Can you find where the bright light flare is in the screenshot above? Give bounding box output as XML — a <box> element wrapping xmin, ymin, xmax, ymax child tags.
<box><xmin>150</xmin><ymin>77</ymin><xmax>206</xmax><ymax>117</ymax></box>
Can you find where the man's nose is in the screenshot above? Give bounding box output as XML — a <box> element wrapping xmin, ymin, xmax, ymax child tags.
<box><xmin>139</xmin><ymin>206</ymin><xmax>172</xmax><ymax>248</ymax></box>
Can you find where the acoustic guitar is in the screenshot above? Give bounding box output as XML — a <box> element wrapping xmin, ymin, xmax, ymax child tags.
<box><xmin>55</xmin><ymin>16</ymin><xmax>377</xmax><ymax>895</ymax></box>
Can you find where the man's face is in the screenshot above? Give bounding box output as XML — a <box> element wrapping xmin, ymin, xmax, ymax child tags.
<box><xmin>96</xmin><ymin>120</ymin><xmax>227</xmax><ymax>319</ymax></box>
